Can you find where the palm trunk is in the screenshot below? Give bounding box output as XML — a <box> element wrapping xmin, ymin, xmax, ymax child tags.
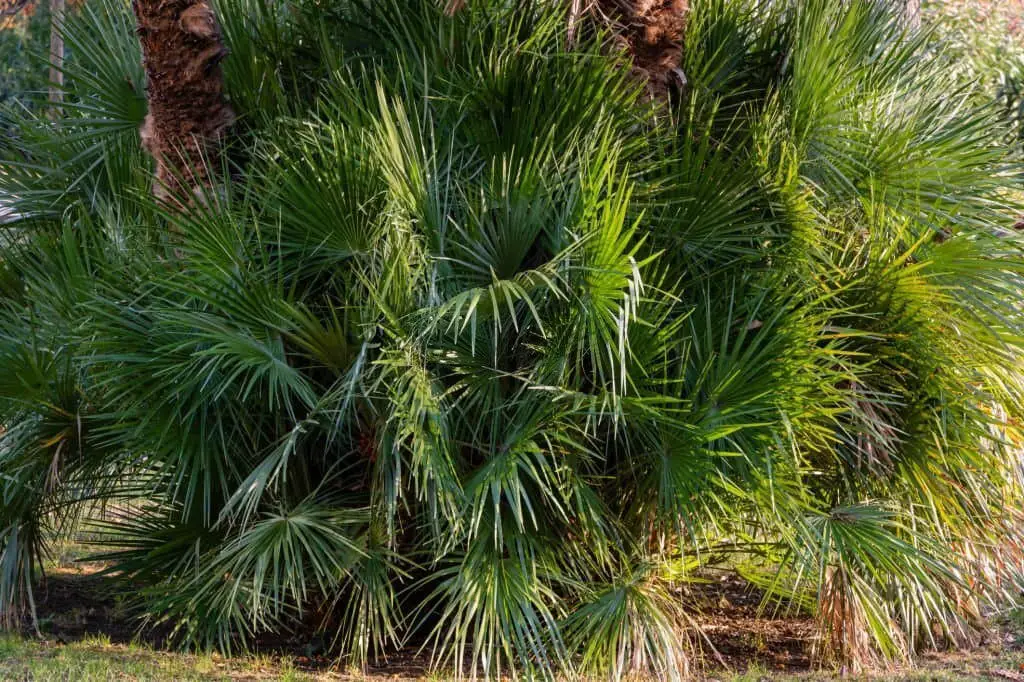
<box><xmin>596</xmin><ymin>0</ymin><xmax>688</xmax><ymax>99</ymax></box>
<box><xmin>446</xmin><ymin>0</ymin><xmax>689</xmax><ymax>99</ymax></box>
<box><xmin>132</xmin><ymin>0</ymin><xmax>234</xmax><ymax>203</ymax></box>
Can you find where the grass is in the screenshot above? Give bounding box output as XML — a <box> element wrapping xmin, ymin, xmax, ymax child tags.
<box><xmin>0</xmin><ymin>634</ymin><xmax>320</xmax><ymax>681</ymax></box>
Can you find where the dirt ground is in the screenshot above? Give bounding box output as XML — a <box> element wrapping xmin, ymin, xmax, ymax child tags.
<box><xmin>8</xmin><ymin>556</ymin><xmax>1023</xmax><ymax>681</ymax></box>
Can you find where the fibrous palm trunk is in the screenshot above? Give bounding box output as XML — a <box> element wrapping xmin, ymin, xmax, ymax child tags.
<box><xmin>596</xmin><ymin>0</ymin><xmax>688</xmax><ymax>99</ymax></box>
<box><xmin>132</xmin><ymin>0</ymin><xmax>234</xmax><ymax>203</ymax></box>
<box><xmin>447</xmin><ymin>0</ymin><xmax>689</xmax><ymax>99</ymax></box>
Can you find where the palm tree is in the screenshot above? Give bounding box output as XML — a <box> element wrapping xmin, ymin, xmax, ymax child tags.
<box><xmin>0</xmin><ymin>0</ymin><xmax>1021</xmax><ymax>678</ymax></box>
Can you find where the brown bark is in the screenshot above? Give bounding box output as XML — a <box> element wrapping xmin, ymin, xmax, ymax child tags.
<box><xmin>595</xmin><ymin>0</ymin><xmax>688</xmax><ymax>100</ymax></box>
<box><xmin>132</xmin><ymin>0</ymin><xmax>234</xmax><ymax>203</ymax></box>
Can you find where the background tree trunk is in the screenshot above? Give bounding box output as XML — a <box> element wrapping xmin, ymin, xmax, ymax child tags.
<box><xmin>901</xmin><ymin>0</ymin><xmax>920</xmax><ymax>29</ymax></box>
<box><xmin>879</xmin><ymin>0</ymin><xmax>920</xmax><ymax>29</ymax></box>
<box><xmin>132</xmin><ymin>0</ymin><xmax>234</xmax><ymax>203</ymax></box>
<box><xmin>596</xmin><ymin>0</ymin><xmax>688</xmax><ymax>99</ymax></box>
<box><xmin>47</xmin><ymin>0</ymin><xmax>63</xmax><ymax>116</ymax></box>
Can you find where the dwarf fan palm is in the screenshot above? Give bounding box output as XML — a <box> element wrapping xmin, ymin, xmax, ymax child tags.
<box><xmin>0</xmin><ymin>0</ymin><xmax>1022</xmax><ymax>677</ymax></box>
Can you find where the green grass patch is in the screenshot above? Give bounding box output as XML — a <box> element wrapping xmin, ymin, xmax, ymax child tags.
<box><xmin>0</xmin><ymin>634</ymin><xmax>317</xmax><ymax>681</ymax></box>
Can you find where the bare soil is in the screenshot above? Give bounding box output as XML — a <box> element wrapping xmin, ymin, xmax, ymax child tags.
<box><xmin>17</xmin><ymin>560</ymin><xmax>1024</xmax><ymax>680</ymax></box>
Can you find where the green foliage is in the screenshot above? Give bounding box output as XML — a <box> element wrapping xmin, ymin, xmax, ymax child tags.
<box><xmin>0</xmin><ymin>0</ymin><xmax>1023</xmax><ymax>678</ymax></box>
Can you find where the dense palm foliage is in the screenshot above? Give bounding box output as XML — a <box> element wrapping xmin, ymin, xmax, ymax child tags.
<box><xmin>0</xmin><ymin>0</ymin><xmax>1023</xmax><ymax>677</ymax></box>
